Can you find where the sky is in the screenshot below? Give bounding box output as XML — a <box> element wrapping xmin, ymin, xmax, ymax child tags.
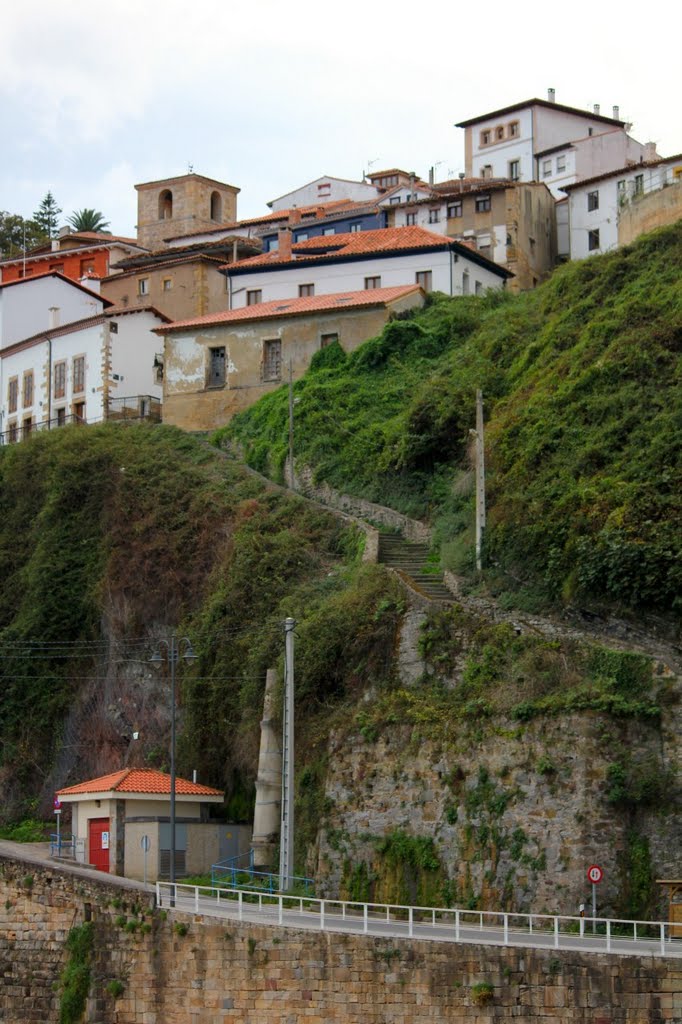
<box><xmin>1</xmin><ymin>0</ymin><xmax>681</xmax><ymax>237</ymax></box>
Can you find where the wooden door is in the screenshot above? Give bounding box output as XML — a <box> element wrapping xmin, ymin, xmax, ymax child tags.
<box><xmin>88</xmin><ymin>817</ymin><xmax>111</xmax><ymax>873</ymax></box>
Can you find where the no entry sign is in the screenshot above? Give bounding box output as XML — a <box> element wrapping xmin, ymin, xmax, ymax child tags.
<box><xmin>587</xmin><ymin>864</ymin><xmax>603</xmax><ymax>884</ymax></box>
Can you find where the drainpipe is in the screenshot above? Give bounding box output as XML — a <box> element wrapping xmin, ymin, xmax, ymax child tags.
<box><xmin>47</xmin><ymin>307</ymin><xmax>59</xmax><ymax>427</ymax></box>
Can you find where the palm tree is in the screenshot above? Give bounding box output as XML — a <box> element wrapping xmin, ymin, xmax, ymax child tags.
<box><xmin>67</xmin><ymin>208</ymin><xmax>111</xmax><ymax>233</ymax></box>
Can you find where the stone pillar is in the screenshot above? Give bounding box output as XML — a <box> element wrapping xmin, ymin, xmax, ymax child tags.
<box><xmin>251</xmin><ymin>669</ymin><xmax>282</xmax><ymax>872</ymax></box>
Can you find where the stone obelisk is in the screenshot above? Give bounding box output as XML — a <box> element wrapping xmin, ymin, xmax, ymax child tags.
<box><xmin>251</xmin><ymin>668</ymin><xmax>282</xmax><ymax>872</ymax></box>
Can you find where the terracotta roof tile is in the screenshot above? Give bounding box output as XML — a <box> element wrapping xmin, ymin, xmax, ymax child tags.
<box><xmin>57</xmin><ymin>768</ymin><xmax>223</xmax><ymax>797</ymax></box>
<box><xmin>159</xmin><ymin>285</ymin><xmax>423</xmax><ymax>333</ymax></box>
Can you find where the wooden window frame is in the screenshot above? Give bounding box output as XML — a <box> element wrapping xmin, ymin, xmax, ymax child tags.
<box><xmin>72</xmin><ymin>355</ymin><xmax>85</xmax><ymax>395</ymax></box>
<box><xmin>22</xmin><ymin>371</ymin><xmax>34</xmax><ymax>408</ymax></box>
<box><xmin>364</xmin><ymin>276</ymin><xmax>381</xmax><ymax>290</ymax></box>
<box><xmin>246</xmin><ymin>289</ymin><xmax>262</xmax><ymax>306</ymax></box>
<box><xmin>262</xmin><ymin>339</ymin><xmax>282</xmax><ymax>382</ymax></box>
<box><xmin>8</xmin><ymin>377</ymin><xmax>18</xmax><ymax>414</ymax></box>
<box><xmin>54</xmin><ymin>360</ymin><xmax>66</xmax><ymax>400</ymax></box>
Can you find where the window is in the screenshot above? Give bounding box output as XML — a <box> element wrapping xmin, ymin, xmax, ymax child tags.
<box><xmin>542</xmin><ymin>160</ymin><xmax>552</xmax><ymax>178</ymax></box>
<box><xmin>23</xmin><ymin>417</ymin><xmax>32</xmax><ymax>438</ymax></box>
<box><xmin>208</xmin><ymin>346</ymin><xmax>226</xmax><ymax>387</ymax></box>
<box><xmin>317</xmin><ymin>182</ymin><xmax>331</xmax><ymax>196</ymax></box>
<box><xmin>556</xmin><ymin>155</ymin><xmax>566</xmax><ymax>173</ymax></box>
<box><xmin>49</xmin><ymin>263</ymin><xmax>65</xmax><ymax>274</ymax></box>
<box><xmin>298</xmin><ymin>283</ymin><xmax>314</xmax><ymax>297</ymax></box>
<box><xmin>73</xmin><ymin>356</ymin><xmax>85</xmax><ymax>394</ymax></box>
<box><xmin>588</xmin><ymin>229</ymin><xmax>600</xmax><ymax>251</ymax></box>
<box><xmin>475</xmin><ymin>196</ymin><xmax>491</xmax><ymax>213</ymax></box>
<box><xmin>210</xmin><ymin>191</ymin><xmax>222</xmax><ymax>221</ymax></box>
<box><xmin>477</xmin><ymin>234</ymin><xmax>491</xmax><ymax>256</ymax></box>
<box><xmin>80</xmin><ymin>258</ymin><xmax>96</xmax><ymax>276</ymax></box>
<box><xmin>296</xmin><ymin>232</ymin><xmax>309</xmax><ymax>242</ymax></box>
<box><xmin>158</xmin><ymin>189</ymin><xmax>173</xmax><ymax>220</ymax></box>
<box><xmin>109</xmin><ymin>322</ymin><xmax>118</xmax><ymax>334</ymax></box>
<box><xmin>263</xmin><ymin>340</ymin><xmax>282</xmax><ymax>381</ymax></box>
<box><xmin>406</xmin><ymin>212</ymin><xmax>417</xmax><ymax>225</ymax></box>
<box><xmin>634</xmin><ymin>174</ymin><xmax>644</xmax><ymax>195</ymax></box>
<box><xmin>73</xmin><ymin>401</ymin><xmax>85</xmax><ymax>421</ymax></box>
<box><xmin>481</xmin><ymin>130</ymin><xmax>491</xmax><ymax>145</ymax></box>
<box><xmin>462</xmin><ymin>271</ymin><xmax>470</xmax><ymax>295</ymax></box>
<box><xmin>416</xmin><ymin>271</ymin><xmax>432</xmax><ymax>292</ymax></box>
<box><xmin>389</xmin><ymin>196</ymin><xmax>401</xmax><ymax>205</ymax></box>
<box><xmin>447</xmin><ymin>201</ymin><xmax>462</xmax><ymax>219</ymax></box>
<box><xmin>428</xmin><ymin>209</ymin><xmax>440</xmax><ymax>224</ymax></box>
<box><xmin>509</xmin><ymin>121</ymin><xmax>519</xmax><ymax>137</ymax></box>
<box><xmin>138</xmin><ymin>278</ymin><xmax>149</xmax><ymax>296</ymax></box>
<box><xmin>481</xmin><ymin>165</ymin><xmax>493</xmax><ymax>179</ymax></box>
<box><xmin>8</xmin><ymin>422</ymin><xmax>18</xmax><ymax>443</ymax></box>
<box><xmin>265</xmin><ymin>238</ymin><xmax>279</xmax><ymax>252</ymax></box>
<box><xmin>322</xmin><ymin>227</ymin><xmax>335</xmax><ymax>235</ymax></box>
<box><xmin>56</xmin><ymin>407</ymin><xmax>66</xmax><ymax>427</ymax></box>
<box><xmin>162</xmin><ymin>278</ymin><xmax>173</xmax><ymax>291</ymax></box>
<box><xmin>496</xmin><ymin>126</ymin><xmax>504</xmax><ymax>140</ymax></box>
<box><xmin>349</xmin><ymin>222</ymin><xmax>362</xmax><ymax>232</ymax></box>
<box><xmin>509</xmin><ymin>160</ymin><xmax>520</xmax><ymax>181</ymax></box>
<box><xmin>22</xmin><ymin>371</ymin><xmax>33</xmax><ymax>408</ymax></box>
<box><xmin>587</xmin><ymin>190</ymin><xmax>599</xmax><ymax>211</ymax></box>
<box><xmin>320</xmin><ymin>333</ymin><xmax>338</xmax><ymax>348</ymax></box>
<box><xmin>246</xmin><ymin>289</ymin><xmax>262</xmax><ymax>306</ymax></box>
<box><xmin>54</xmin><ymin>362</ymin><xmax>66</xmax><ymax>399</ymax></box>
<box><xmin>364</xmin><ymin>276</ymin><xmax>381</xmax><ymax>290</ymax></box>
<box><xmin>8</xmin><ymin>378</ymin><xmax>18</xmax><ymax>414</ymax></box>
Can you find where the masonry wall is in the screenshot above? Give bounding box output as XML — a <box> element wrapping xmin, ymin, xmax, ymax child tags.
<box><xmin>618</xmin><ymin>182</ymin><xmax>682</xmax><ymax>247</ymax></box>
<box><xmin>101</xmin><ymin>261</ymin><xmax>228</xmax><ymax>322</ymax></box>
<box><xmin>1</xmin><ymin>855</ymin><xmax>681</xmax><ymax>1023</ymax></box>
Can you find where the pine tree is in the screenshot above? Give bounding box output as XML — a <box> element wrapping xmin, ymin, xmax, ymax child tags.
<box><xmin>33</xmin><ymin>191</ymin><xmax>62</xmax><ymax>239</ymax></box>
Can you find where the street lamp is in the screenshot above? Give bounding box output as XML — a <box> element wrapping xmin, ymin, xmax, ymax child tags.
<box><xmin>150</xmin><ymin>634</ymin><xmax>196</xmax><ymax>896</ymax></box>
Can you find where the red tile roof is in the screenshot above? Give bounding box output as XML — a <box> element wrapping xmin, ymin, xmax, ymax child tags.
<box><xmin>158</xmin><ymin>284</ymin><xmax>423</xmax><ymax>333</ymax></box>
<box><xmin>223</xmin><ymin>226</ymin><xmax>452</xmax><ymax>271</ymax></box>
<box><xmin>57</xmin><ymin>768</ymin><xmax>223</xmax><ymax>797</ymax></box>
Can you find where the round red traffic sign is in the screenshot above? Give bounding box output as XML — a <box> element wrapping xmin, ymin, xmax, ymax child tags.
<box><xmin>587</xmin><ymin>864</ymin><xmax>603</xmax><ymax>884</ymax></box>
<box><xmin>53</xmin><ymin>796</ymin><xmax>62</xmax><ymax>810</ymax></box>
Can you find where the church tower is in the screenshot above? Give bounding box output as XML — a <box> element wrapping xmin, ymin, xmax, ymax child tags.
<box><xmin>135</xmin><ymin>173</ymin><xmax>240</xmax><ymax>250</ymax></box>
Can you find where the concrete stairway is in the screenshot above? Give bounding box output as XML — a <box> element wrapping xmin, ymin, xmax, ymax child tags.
<box><xmin>378</xmin><ymin>534</ymin><xmax>453</xmax><ymax>602</ymax></box>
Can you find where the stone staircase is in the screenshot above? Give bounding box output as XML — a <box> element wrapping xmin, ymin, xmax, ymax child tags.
<box><xmin>378</xmin><ymin>534</ymin><xmax>453</xmax><ymax>603</ymax></box>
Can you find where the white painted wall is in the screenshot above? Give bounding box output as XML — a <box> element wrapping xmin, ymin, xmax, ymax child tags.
<box><xmin>468</xmin><ymin>108</ymin><xmax>534</xmax><ymax>182</ymax></box>
<box><xmin>108</xmin><ymin>309</ymin><xmax>165</xmax><ymax>403</ymax></box>
<box><xmin>269</xmin><ymin>177</ymin><xmax>380</xmax><ymax>211</ymax></box>
<box><xmin>229</xmin><ymin>249</ymin><xmax>505</xmax><ymax>308</ymax></box>
<box><xmin>567</xmin><ymin>159</ymin><xmax>681</xmax><ymax>259</ymax></box>
<box><xmin>0</xmin><ymin>275</ymin><xmax>105</xmax><ymax>349</ymax></box>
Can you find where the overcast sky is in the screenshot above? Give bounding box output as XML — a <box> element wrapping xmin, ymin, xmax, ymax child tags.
<box><xmin>2</xmin><ymin>0</ymin><xmax>681</xmax><ymax>236</ymax></box>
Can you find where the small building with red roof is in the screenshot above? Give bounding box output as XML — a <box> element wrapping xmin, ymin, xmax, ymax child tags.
<box><xmin>56</xmin><ymin>768</ymin><xmax>247</xmax><ymax>881</ymax></box>
<box><xmin>156</xmin><ymin>284</ymin><xmax>426</xmax><ymax>431</ymax></box>
<box><xmin>0</xmin><ymin>229</ymin><xmax>146</xmax><ymax>286</ymax></box>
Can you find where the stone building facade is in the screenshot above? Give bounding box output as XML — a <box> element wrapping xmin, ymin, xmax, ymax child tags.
<box><xmin>135</xmin><ymin>173</ymin><xmax>240</xmax><ymax>251</ymax></box>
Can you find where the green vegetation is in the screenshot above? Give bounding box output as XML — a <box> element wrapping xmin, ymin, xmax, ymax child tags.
<box><xmin>470</xmin><ymin>981</ymin><xmax>495</xmax><ymax>1006</ymax></box>
<box><xmin>0</xmin><ymin>819</ymin><xmax>47</xmax><ymax>842</ymax></box>
<box><xmin>105</xmin><ymin>980</ymin><xmax>125</xmax><ymax>999</ymax></box>
<box><xmin>59</xmin><ymin>922</ymin><xmax>93</xmax><ymax>1024</ymax></box>
<box><xmin>226</xmin><ymin>224</ymin><xmax>682</xmax><ymax>620</ymax></box>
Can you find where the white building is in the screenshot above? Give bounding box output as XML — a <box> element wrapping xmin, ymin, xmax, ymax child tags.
<box><xmin>0</xmin><ymin>304</ymin><xmax>168</xmax><ymax>443</ymax></box>
<box><xmin>223</xmin><ymin>226</ymin><xmax>511</xmax><ymax>308</ymax></box>
<box><xmin>267</xmin><ymin>175</ymin><xmax>382</xmax><ymax>211</ymax></box>
<box><xmin>456</xmin><ymin>91</ymin><xmax>657</xmax><ymax>199</ymax></box>
<box><xmin>561</xmin><ymin>155</ymin><xmax>682</xmax><ymax>259</ymax></box>
<box><xmin>0</xmin><ymin>272</ymin><xmax>109</xmax><ymax>348</ymax></box>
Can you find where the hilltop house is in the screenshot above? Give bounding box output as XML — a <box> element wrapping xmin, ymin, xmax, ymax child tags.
<box><xmin>157</xmin><ymin>285</ymin><xmax>426</xmax><ymax>431</ymax></box>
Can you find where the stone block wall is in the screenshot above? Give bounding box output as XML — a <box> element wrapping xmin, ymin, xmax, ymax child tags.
<box><xmin>1</xmin><ymin>854</ymin><xmax>681</xmax><ymax>1023</ymax></box>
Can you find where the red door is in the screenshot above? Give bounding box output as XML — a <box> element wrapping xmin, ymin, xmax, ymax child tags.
<box><xmin>88</xmin><ymin>817</ymin><xmax>111</xmax><ymax>873</ymax></box>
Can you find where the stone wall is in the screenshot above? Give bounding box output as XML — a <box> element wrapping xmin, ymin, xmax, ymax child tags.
<box><xmin>618</xmin><ymin>183</ymin><xmax>682</xmax><ymax>247</ymax></box>
<box><xmin>1</xmin><ymin>854</ymin><xmax>681</xmax><ymax>1023</ymax></box>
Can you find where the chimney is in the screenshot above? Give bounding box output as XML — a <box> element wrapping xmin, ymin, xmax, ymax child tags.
<box><xmin>51</xmin><ymin>239</ymin><xmax>60</xmax><ymax>252</ymax></box>
<box><xmin>547</xmin><ymin>88</ymin><xmax>556</xmax><ymax>103</ymax></box>
<box><xmin>429</xmin><ymin>166</ymin><xmax>435</xmax><ymax>186</ymax></box>
<box><xmin>644</xmin><ymin>142</ymin><xmax>658</xmax><ymax>162</ymax></box>
<box><xmin>278</xmin><ymin>227</ymin><xmax>292</xmax><ymax>260</ymax></box>
<box><xmin>289</xmin><ymin>207</ymin><xmax>301</xmax><ymax>226</ymax></box>
<box><xmin>48</xmin><ymin>306</ymin><xmax>60</xmax><ymax>330</ymax></box>
<box><xmin>613</xmin><ymin>105</ymin><xmax>620</xmax><ymax>121</ymax></box>
<box><xmin>593</xmin><ymin>104</ymin><xmax>600</xmax><ymax>115</ymax></box>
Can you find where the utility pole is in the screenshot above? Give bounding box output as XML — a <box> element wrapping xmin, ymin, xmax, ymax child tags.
<box><xmin>279</xmin><ymin>617</ymin><xmax>295</xmax><ymax>892</ymax></box>
<box><xmin>473</xmin><ymin>389</ymin><xmax>486</xmax><ymax>572</ymax></box>
<box><xmin>288</xmin><ymin>361</ymin><xmax>295</xmax><ymax>490</ymax></box>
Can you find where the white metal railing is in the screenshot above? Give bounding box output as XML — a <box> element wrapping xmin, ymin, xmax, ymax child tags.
<box><xmin>155</xmin><ymin>883</ymin><xmax>680</xmax><ymax>958</ymax></box>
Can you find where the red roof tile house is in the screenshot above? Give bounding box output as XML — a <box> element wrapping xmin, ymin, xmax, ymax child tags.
<box><xmin>156</xmin><ymin>285</ymin><xmax>426</xmax><ymax>431</ymax></box>
<box><xmin>56</xmin><ymin>768</ymin><xmax>248</xmax><ymax>881</ymax></box>
<box><xmin>0</xmin><ymin>230</ymin><xmax>146</xmax><ymax>286</ymax></box>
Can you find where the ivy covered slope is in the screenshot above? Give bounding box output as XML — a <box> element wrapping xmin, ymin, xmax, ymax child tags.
<box><xmin>0</xmin><ymin>423</ymin><xmax>403</xmax><ymax>818</ymax></box>
<box><xmin>224</xmin><ymin>222</ymin><xmax>682</xmax><ymax>622</ymax></box>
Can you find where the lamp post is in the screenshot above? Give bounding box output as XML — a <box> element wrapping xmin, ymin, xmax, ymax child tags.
<box><xmin>150</xmin><ymin>634</ymin><xmax>196</xmax><ymax>896</ymax></box>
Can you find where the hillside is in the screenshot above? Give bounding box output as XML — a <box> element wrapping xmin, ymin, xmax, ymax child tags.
<box><xmin>224</xmin><ymin>222</ymin><xmax>682</xmax><ymax>625</ymax></box>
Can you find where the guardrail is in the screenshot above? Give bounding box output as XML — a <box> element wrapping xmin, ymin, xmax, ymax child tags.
<box><xmin>155</xmin><ymin>883</ymin><xmax>680</xmax><ymax>958</ymax></box>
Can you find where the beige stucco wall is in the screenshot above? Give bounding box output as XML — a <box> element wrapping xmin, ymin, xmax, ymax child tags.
<box><xmin>163</xmin><ymin>292</ymin><xmax>424</xmax><ymax>432</ymax></box>
<box><xmin>101</xmin><ymin>261</ymin><xmax>228</xmax><ymax>322</ymax></box>
<box><xmin>136</xmin><ymin>177</ymin><xmax>239</xmax><ymax>250</ymax></box>
<box><xmin>618</xmin><ymin>181</ymin><xmax>682</xmax><ymax>247</ymax></box>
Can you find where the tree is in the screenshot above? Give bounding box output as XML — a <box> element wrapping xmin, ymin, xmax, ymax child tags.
<box><xmin>33</xmin><ymin>191</ymin><xmax>62</xmax><ymax>240</ymax></box>
<box><xmin>67</xmin><ymin>208</ymin><xmax>111</xmax><ymax>234</ymax></box>
<box><xmin>0</xmin><ymin>212</ymin><xmax>46</xmax><ymax>259</ymax></box>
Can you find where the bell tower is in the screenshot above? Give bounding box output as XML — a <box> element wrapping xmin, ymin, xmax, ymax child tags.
<box><xmin>135</xmin><ymin>173</ymin><xmax>240</xmax><ymax>250</ymax></box>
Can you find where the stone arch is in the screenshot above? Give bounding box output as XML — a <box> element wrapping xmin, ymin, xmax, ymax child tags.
<box><xmin>158</xmin><ymin>189</ymin><xmax>173</xmax><ymax>220</ymax></box>
<box><xmin>210</xmin><ymin>191</ymin><xmax>222</xmax><ymax>222</ymax></box>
